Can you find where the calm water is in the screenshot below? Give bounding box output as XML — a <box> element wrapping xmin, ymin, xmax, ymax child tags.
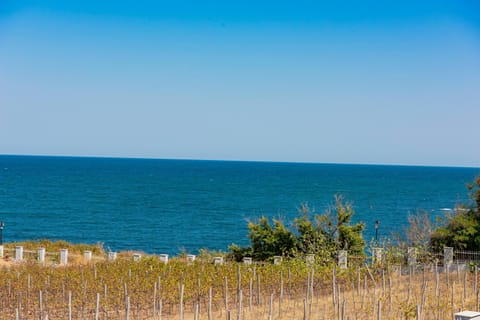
<box><xmin>0</xmin><ymin>155</ymin><xmax>478</xmax><ymax>255</ymax></box>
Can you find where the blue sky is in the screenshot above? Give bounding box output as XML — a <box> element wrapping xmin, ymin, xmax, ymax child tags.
<box><xmin>1</xmin><ymin>1</ymin><xmax>479</xmax><ymax>167</ymax></box>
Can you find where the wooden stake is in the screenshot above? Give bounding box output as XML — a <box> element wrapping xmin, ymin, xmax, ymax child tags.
<box><xmin>475</xmin><ymin>265</ymin><xmax>478</xmax><ymax>295</ymax></box>
<box><xmin>180</xmin><ymin>283</ymin><xmax>185</xmax><ymax>320</ymax></box>
<box><xmin>257</xmin><ymin>274</ymin><xmax>261</xmax><ymax>305</ymax></box>
<box><xmin>159</xmin><ymin>299</ymin><xmax>163</xmax><ymax>320</ymax></box>
<box><xmin>268</xmin><ymin>293</ymin><xmax>273</xmax><ymax>320</ymax></box>
<box><xmin>279</xmin><ymin>272</ymin><xmax>284</xmax><ymax>319</ymax></box>
<box><xmin>126</xmin><ymin>296</ymin><xmax>130</xmax><ymax>320</ymax></box>
<box><xmin>95</xmin><ymin>292</ymin><xmax>100</xmax><ymax>320</ymax></box>
<box><xmin>68</xmin><ymin>290</ymin><xmax>72</xmax><ymax>320</ymax></box>
<box><xmin>194</xmin><ymin>303</ymin><xmax>199</xmax><ymax>320</ymax></box>
<box><xmin>208</xmin><ymin>287</ymin><xmax>212</xmax><ymax>320</ymax></box>
<box><xmin>451</xmin><ymin>282</ymin><xmax>455</xmax><ymax>320</ymax></box>
<box><xmin>303</xmin><ymin>298</ymin><xmax>307</xmax><ymax>320</ymax></box>
<box><xmin>237</xmin><ymin>289</ymin><xmax>243</xmax><ymax>320</ymax></box>
<box><xmin>377</xmin><ymin>300</ymin><xmax>381</xmax><ymax>320</ymax></box>
<box><xmin>153</xmin><ymin>283</ymin><xmax>157</xmax><ymax>318</ymax></box>
<box><xmin>477</xmin><ymin>289</ymin><xmax>479</xmax><ymax>312</ymax></box>
<box><xmin>38</xmin><ymin>290</ymin><xmax>43</xmax><ymax>320</ymax></box>
<box><xmin>332</xmin><ymin>267</ymin><xmax>337</xmax><ymax>307</ymax></box>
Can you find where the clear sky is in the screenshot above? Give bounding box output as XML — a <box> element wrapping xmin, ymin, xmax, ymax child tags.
<box><xmin>1</xmin><ymin>1</ymin><xmax>479</xmax><ymax>167</ymax></box>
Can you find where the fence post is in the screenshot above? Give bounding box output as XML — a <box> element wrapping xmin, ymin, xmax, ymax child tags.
<box><xmin>83</xmin><ymin>250</ymin><xmax>92</xmax><ymax>262</ymax></box>
<box><xmin>159</xmin><ymin>254</ymin><xmax>169</xmax><ymax>264</ymax></box>
<box><xmin>37</xmin><ymin>248</ymin><xmax>46</xmax><ymax>264</ymax></box>
<box><xmin>186</xmin><ymin>254</ymin><xmax>195</xmax><ymax>264</ymax></box>
<box><xmin>15</xmin><ymin>246</ymin><xmax>23</xmax><ymax>261</ymax></box>
<box><xmin>133</xmin><ymin>253</ymin><xmax>142</xmax><ymax>262</ymax></box>
<box><xmin>444</xmin><ymin>247</ymin><xmax>453</xmax><ymax>273</ymax></box>
<box><xmin>108</xmin><ymin>251</ymin><xmax>117</xmax><ymax>261</ymax></box>
<box><xmin>0</xmin><ymin>245</ymin><xmax>3</xmax><ymax>258</ymax></box>
<box><xmin>273</xmin><ymin>256</ymin><xmax>282</xmax><ymax>265</ymax></box>
<box><xmin>338</xmin><ymin>250</ymin><xmax>348</xmax><ymax>269</ymax></box>
<box><xmin>243</xmin><ymin>257</ymin><xmax>252</xmax><ymax>265</ymax></box>
<box><xmin>60</xmin><ymin>249</ymin><xmax>68</xmax><ymax>265</ymax></box>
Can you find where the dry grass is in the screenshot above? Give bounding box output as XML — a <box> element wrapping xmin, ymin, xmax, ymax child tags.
<box><xmin>3</xmin><ymin>239</ymin><xmax>105</xmax><ymax>255</ymax></box>
<box><xmin>0</xmin><ymin>244</ymin><xmax>478</xmax><ymax>320</ymax></box>
<box><xmin>149</xmin><ymin>267</ymin><xmax>479</xmax><ymax>320</ymax></box>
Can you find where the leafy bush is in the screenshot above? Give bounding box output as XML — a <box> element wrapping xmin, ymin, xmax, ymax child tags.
<box><xmin>229</xmin><ymin>195</ymin><xmax>365</xmax><ymax>262</ymax></box>
<box><xmin>430</xmin><ymin>177</ymin><xmax>480</xmax><ymax>251</ymax></box>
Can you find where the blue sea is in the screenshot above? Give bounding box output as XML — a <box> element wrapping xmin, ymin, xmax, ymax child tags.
<box><xmin>0</xmin><ymin>155</ymin><xmax>478</xmax><ymax>255</ymax></box>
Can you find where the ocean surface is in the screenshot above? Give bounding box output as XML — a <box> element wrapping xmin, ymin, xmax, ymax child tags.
<box><xmin>0</xmin><ymin>155</ymin><xmax>478</xmax><ymax>255</ymax></box>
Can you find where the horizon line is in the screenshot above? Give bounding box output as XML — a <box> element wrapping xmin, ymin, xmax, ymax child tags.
<box><xmin>1</xmin><ymin>153</ymin><xmax>479</xmax><ymax>170</ymax></box>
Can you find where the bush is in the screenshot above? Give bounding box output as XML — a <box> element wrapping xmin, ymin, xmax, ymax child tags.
<box><xmin>430</xmin><ymin>177</ymin><xmax>480</xmax><ymax>251</ymax></box>
<box><xmin>229</xmin><ymin>195</ymin><xmax>366</xmax><ymax>262</ymax></box>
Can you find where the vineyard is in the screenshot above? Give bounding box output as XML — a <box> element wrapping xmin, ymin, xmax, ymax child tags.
<box><xmin>0</xmin><ymin>247</ymin><xmax>479</xmax><ymax>320</ymax></box>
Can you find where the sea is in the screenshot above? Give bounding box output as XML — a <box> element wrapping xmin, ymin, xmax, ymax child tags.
<box><xmin>0</xmin><ymin>155</ymin><xmax>478</xmax><ymax>255</ymax></box>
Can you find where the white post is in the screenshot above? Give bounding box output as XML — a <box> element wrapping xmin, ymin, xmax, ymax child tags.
<box><xmin>60</xmin><ymin>249</ymin><xmax>68</xmax><ymax>265</ymax></box>
<box><xmin>186</xmin><ymin>254</ymin><xmax>195</xmax><ymax>263</ymax></box>
<box><xmin>444</xmin><ymin>247</ymin><xmax>453</xmax><ymax>272</ymax></box>
<box><xmin>108</xmin><ymin>252</ymin><xmax>117</xmax><ymax>261</ymax></box>
<box><xmin>133</xmin><ymin>253</ymin><xmax>142</xmax><ymax>262</ymax></box>
<box><xmin>273</xmin><ymin>256</ymin><xmax>282</xmax><ymax>265</ymax></box>
<box><xmin>159</xmin><ymin>254</ymin><xmax>169</xmax><ymax>263</ymax></box>
<box><xmin>83</xmin><ymin>250</ymin><xmax>92</xmax><ymax>262</ymax></box>
<box><xmin>37</xmin><ymin>248</ymin><xmax>46</xmax><ymax>264</ymax></box>
<box><xmin>338</xmin><ymin>250</ymin><xmax>348</xmax><ymax>269</ymax></box>
<box><xmin>0</xmin><ymin>245</ymin><xmax>3</xmax><ymax>258</ymax></box>
<box><xmin>213</xmin><ymin>257</ymin><xmax>224</xmax><ymax>265</ymax></box>
<box><xmin>243</xmin><ymin>257</ymin><xmax>252</xmax><ymax>265</ymax></box>
<box><xmin>15</xmin><ymin>246</ymin><xmax>23</xmax><ymax>261</ymax></box>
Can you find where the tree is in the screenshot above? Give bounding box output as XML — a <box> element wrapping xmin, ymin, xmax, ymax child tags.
<box><xmin>332</xmin><ymin>195</ymin><xmax>366</xmax><ymax>255</ymax></box>
<box><xmin>405</xmin><ymin>211</ymin><xmax>434</xmax><ymax>252</ymax></box>
<box><xmin>430</xmin><ymin>177</ymin><xmax>480</xmax><ymax>251</ymax></box>
<box><xmin>248</xmin><ymin>217</ymin><xmax>297</xmax><ymax>260</ymax></box>
<box><xmin>229</xmin><ymin>217</ymin><xmax>296</xmax><ymax>261</ymax></box>
<box><xmin>468</xmin><ymin>176</ymin><xmax>480</xmax><ymax>216</ymax></box>
<box><xmin>293</xmin><ymin>203</ymin><xmax>336</xmax><ymax>262</ymax></box>
<box><xmin>229</xmin><ymin>195</ymin><xmax>366</xmax><ymax>262</ymax></box>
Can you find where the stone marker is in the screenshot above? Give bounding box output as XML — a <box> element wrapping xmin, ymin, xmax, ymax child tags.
<box><xmin>15</xmin><ymin>246</ymin><xmax>23</xmax><ymax>261</ymax></box>
<box><xmin>108</xmin><ymin>251</ymin><xmax>117</xmax><ymax>261</ymax></box>
<box><xmin>159</xmin><ymin>254</ymin><xmax>169</xmax><ymax>263</ymax></box>
<box><xmin>83</xmin><ymin>250</ymin><xmax>92</xmax><ymax>262</ymax></box>
<box><xmin>133</xmin><ymin>253</ymin><xmax>142</xmax><ymax>262</ymax></box>
<box><xmin>60</xmin><ymin>249</ymin><xmax>68</xmax><ymax>265</ymax></box>
<box><xmin>37</xmin><ymin>248</ymin><xmax>46</xmax><ymax>264</ymax></box>
<box><xmin>444</xmin><ymin>247</ymin><xmax>454</xmax><ymax>272</ymax></box>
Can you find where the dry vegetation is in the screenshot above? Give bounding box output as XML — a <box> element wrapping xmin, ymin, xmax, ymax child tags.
<box><xmin>0</xmin><ymin>248</ymin><xmax>479</xmax><ymax>320</ymax></box>
<box><xmin>3</xmin><ymin>240</ymin><xmax>105</xmax><ymax>255</ymax></box>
